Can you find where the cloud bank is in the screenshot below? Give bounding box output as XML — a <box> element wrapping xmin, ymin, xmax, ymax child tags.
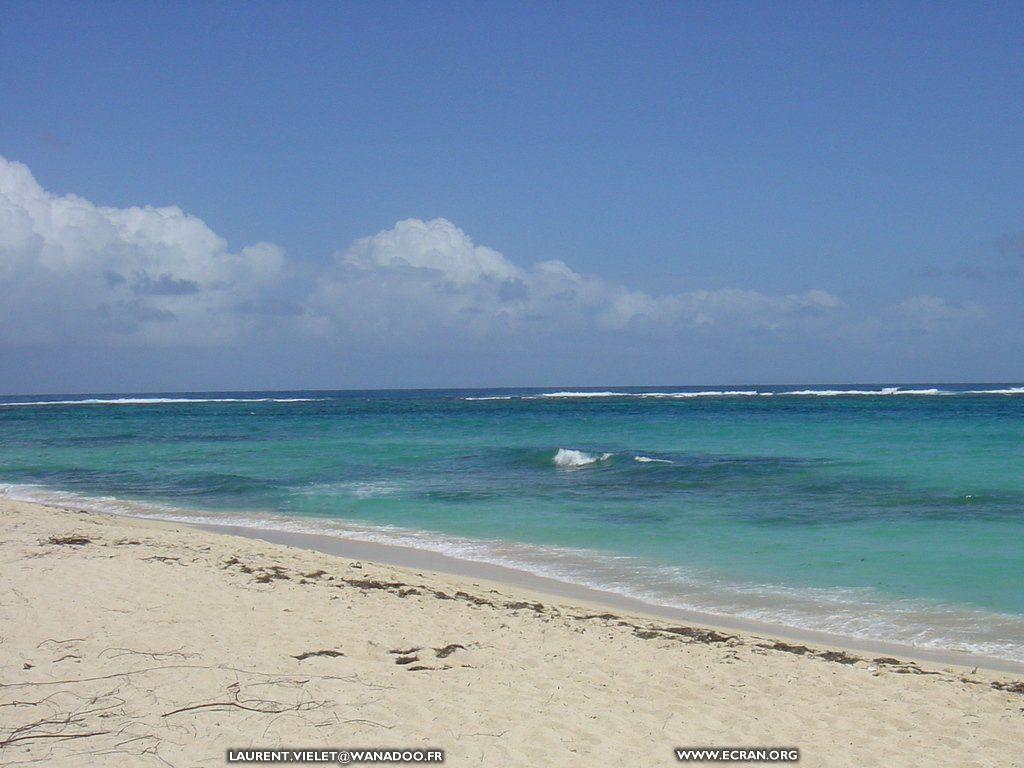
<box><xmin>0</xmin><ymin>157</ymin><xmax>284</xmax><ymax>346</ymax></box>
<box><xmin>309</xmin><ymin>217</ymin><xmax>848</xmax><ymax>345</ymax></box>
<box><xmin>0</xmin><ymin>154</ymin><xmax>995</xmax><ymax>388</ymax></box>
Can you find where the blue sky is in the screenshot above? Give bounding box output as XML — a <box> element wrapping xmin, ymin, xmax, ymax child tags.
<box><xmin>1</xmin><ymin>2</ymin><xmax>1022</xmax><ymax>392</ymax></box>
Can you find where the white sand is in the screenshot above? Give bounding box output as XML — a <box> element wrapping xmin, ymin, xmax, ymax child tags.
<box><xmin>2</xmin><ymin>498</ymin><xmax>1022</xmax><ymax>767</ymax></box>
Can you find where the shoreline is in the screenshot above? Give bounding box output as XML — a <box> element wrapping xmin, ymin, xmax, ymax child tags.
<box><xmin>3</xmin><ymin>483</ymin><xmax>1021</xmax><ymax>674</ymax></box>
<box><xmin>200</xmin><ymin>519</ymin><xmax>1024</xmax><ymax>675</ymax></box>
<box><xmin>2</xmin><ymin>496</ymin><xmax>1023</xmax><ymax>766</ymax></box>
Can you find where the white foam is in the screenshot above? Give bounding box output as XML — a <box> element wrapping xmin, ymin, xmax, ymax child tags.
<box><xmin>541</xmin><ymin>391</ymin><xmax>627</xmax><ymax>398</ymax></box>
<box><xmin>661</xmin><ymin>390</ymin><xmax>761</xmax><ymax>398</ymax></box>
<box><xmin>540</xmin><ymin>390</ymin><xmax>762</xmax><ymax>399</ymax></box>
<box><xmin>474</xmin><ymin>387</ymin><xmax>1024</xmax><ymax>401</ymax></box>
<box><xmin>963</xmin><ymin>387</ymin><xmax>1024</xmax><ymax>395</ymax></box>
<box><xmin>0</xmin><ymin>397</ymin><xmax>326</xmax><ymax>407</ymax></box>
<box><xmin>0</xmin><ymin>483</ymin><xmax>188</xmax><ymax>519</ymax></box>
<box><xmin>634</xmin><ymin>455</ymin><xmax>674</xmax><ymax>464</ymax></box>
<box><xmin>778</xmin><ymin>388</ymin><xmax>949</xmax><ymax>397</ymax></box>
<box><xmin>298</xmin><ymin>481</ymin><xmax>399</xmax><ymax>499</ymax></box>
<box><xmin>553</xmin><ymin>448</ymin><xmax>612</xmax><ymax>468</ymax></box>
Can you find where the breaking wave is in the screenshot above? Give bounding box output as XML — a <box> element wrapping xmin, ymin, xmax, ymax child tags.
<box><xmin>553</xmin><ymin>448</ymin><xmax>613</xmax><ymax>468</ymax></box>
<box><xmin>634</xmin><ymin>455</ymin><xmax>674</xmax><ymax>464</ymax></box>
<box><xmin>0</xmin><ymin>397</ymin><xmax>326</xmax><ymax>407</ymax></box>
<box><xmin>540</xmin><ymin>390</ymin><xmax>762</xmax><ymax>399</ymax></box>
<box><xmin>779</xmin><ymin>388</ymin><xmax>945</xmax><ymax>396</ymax></box>
<box><xmin>463</xmin><ymin>386</ymin><xmax>1024</xmax><ymax>401</ymax></box>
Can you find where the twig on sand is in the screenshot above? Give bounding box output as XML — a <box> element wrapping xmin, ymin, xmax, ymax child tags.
<box><xmin>98</xmin><ymin>647</ymin><xmax>198</xmax><ymax>661</ymax></box>
<box><xmin>1</xmin><ymin>730</ymin><xmax>110</xmax><ymax>748</ymax></box>
<box><xmin>162</xmin><ymin>697</ymin><xmax>325</xmax><ymax>718</ymax></box>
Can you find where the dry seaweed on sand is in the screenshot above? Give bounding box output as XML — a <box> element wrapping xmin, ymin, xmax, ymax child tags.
<box><xmin>45</xmin><ymin>535</ymin><xmax>92</xmax><ymax>546</ymax></box>
<box><xmin>291</xmin><ymin>649</ymin><xmax>345</xmax><ymax>661</ymax></box>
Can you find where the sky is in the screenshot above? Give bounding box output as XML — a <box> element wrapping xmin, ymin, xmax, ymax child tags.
<box><xmin>1</xmin><ymin>1</ymin><xmax>1023</xmax><ymax>393</ymax></box>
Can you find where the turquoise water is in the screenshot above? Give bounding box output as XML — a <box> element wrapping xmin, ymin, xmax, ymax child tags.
<box><xmin>2</xmin><ymin>385</ymin><xmax>1022</xmax><ymax>661</ymax></box>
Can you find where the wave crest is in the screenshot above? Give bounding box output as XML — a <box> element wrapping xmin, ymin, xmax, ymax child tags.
<box><xmin>634</xmin><ymin>455</ymin><xmax>674</xmax><ymax>464</ymax></box>
<box><xmin>0</xmin><ymin>397</ymin><xmax>325</xmax><ymax>407</ymax></box>
<box><xmin>553</xmin><ymin>448</ymin><xmax>612</xmax><ymax>468</ymax></box>
<box><xmin>463</xmin><ymin>386</ymin><xmax>1024</xmax><ymax>401</ymax></box>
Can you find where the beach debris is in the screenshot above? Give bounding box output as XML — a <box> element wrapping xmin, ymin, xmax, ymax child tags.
<box><xmin>36</xmin><ymin>638</ymin><xmax>84</xmax><ymax>649</ymax></box>
<box><xmin>162</xmin><ymin>696</ymin><xmax>324</xmax><ymax>718</ymax></box>
<box><xmin>871</xmin><ymin>657</ymin><xmax>939</xmax><ymax>675</ymax></box>
<box><xmin>98</xmin><ymin>647</ymin><xmax>198</xmax><ymax>661</ymax></box>
<box><xmin>991</xmin><ymin>680</ymin><xmax>1024</xmax><ymax>694</ymax></box>
<box><xmin>222</xmin><ymin>558</ymin><xmax>295</xmax><ymax>582</ymax></box>
<box><xmin>756</xmin><ymin>642</ymin><xmax>861</xmax><ymax>665</ymax></box>
<box><xmin>45</xmin><ymin>535</ymin><xmax>91</xmax><ymax>546</ymax></box>
<box><xmin>663</xmin><ymin>626</ymin><xmax>736</xmax><ymax>643</ymax></box>
<box><xmin>291</xmin><ymin>649</ymin><xmax>345</xmax><ymax>661</ymax></box>
<box><xmin>817</xmin><ymin>650</ymin><xmax>859</xmax><ymax>665</ymax></box>
<box><xmin>434</xmin><ymin>644</ymin><xmax>465</xmax><ymax>659</ymax></box>
<box><xmin>344</xmin><ymin>577</ymin><xmax>409</xmax><ymax>592</ymax></box>
<box><xmin>637</xmin><ymin>625</ymin><xmax>736</xmax><ymax>644</ymax></box>
<box><xmin>505</xmin><ymin>600</ymin><xmax>544</xmax><ymax>612</ymax></box>
<box><xmin>254</xmin><ymin>566</ymin><xmax>291</xmax><ymax>583</ymax></box>
<box><xmin>1</xmin><ymin>723</ymin><xmax>110</xmax><ymax>749</ymax></box>
<box><xmin>455</xmin><ymin>591</ymin><xmax>495</xmax><ymax>607</ymax></box>
<box><xmin>388</xmin><ymin>647</ymin><xmax>422</xmax><ymax>655</ymax></box>
<box><xmin>394</xmin><ymin>655</ymin><xmax>419</xmax><ymax>665</ymax></box>
<box><xmin>758</xmin><ymin>641</ymin><xmax>811</xmax><ymax>655</ymax></box>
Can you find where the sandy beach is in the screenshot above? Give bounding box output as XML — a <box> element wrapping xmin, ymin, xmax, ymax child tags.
<box><xmin>1</xmin><ymin>498</ymin><xmax>1022</xmax><ymax>767</ymax></box>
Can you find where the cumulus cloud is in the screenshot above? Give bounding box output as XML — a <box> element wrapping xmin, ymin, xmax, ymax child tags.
<box><xmin>342</xmin><ymin>217</ymin><xmax>521</xmax><ymax>285</ymax></box>
<box><xmin>1</xmin><ymin>155</ymin><xmax>987</xmax><ymax>373</ymax></box>
<box><xmin>308</xmin><ymin>217</ymin><xmax>847</xmax><ymax>342</ymax></box>
<box><xmin>0</xmin><ymin>156</ymin><xmax>285</xmax><ymax>345</ymax></box>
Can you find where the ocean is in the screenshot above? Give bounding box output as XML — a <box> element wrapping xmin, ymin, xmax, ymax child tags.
<box><xmin>1</xmin><ymin>385</ymin><xmax>1022</xmax><ymax>663</ymax></box>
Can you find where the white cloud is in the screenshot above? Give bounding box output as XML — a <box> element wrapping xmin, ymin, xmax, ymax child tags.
<box><xmin>0</xmin><ymin>156</ymin><xmax>285</xmax><ymax>345</ymax></box>
<box><xmin>309</xmin><ymin>217</ymin><xmax>847</xmax><ymax>342</ymax></box>
<box><xmin>3</xmin><ymin>155</ymin><xmax>984</xmax><ymax>368</ymax></box>
<box><xmin>342</xmin><ymin>218</ymin><xmax>521</xmax><ymax>285</ymax></box>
